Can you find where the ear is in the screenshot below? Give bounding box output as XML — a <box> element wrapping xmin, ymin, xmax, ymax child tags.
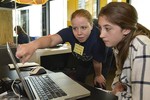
<box><xmin>122</xmin><ymin>29</ymin><xmax>131</xmax><ymax>35</ymax></box>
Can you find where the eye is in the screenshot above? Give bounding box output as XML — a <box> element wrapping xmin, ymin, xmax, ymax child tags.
<box><xmin>105</xmin><ymin>27</ymin><xmax>111</xmax><ymax>32</ymax></box>
<box><xmin>81</xmin><ymin>26</ymin><xmax>87</xmax><ymax>30</ymax></box>
<box><xmin>72</xmin><ymin>27</ymin><xmax>77</xmax><ymax>31</ymax></box>
<box><xmin>98</xmin><ymin>26</ymin><xmax>101</xmax><ymax>31</ymax></box>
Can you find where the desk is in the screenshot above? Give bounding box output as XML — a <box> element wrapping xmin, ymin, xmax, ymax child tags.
<box><xmin>28</xmin><ymin>44</ymin><xmax>72</xmax><ymax>65</ymax></box>
<box><xmin>79</xmin><ymin>83</ymin><xmax>117</xmax><ymax>100</ymax></box>
<box><xmin>0</xmin><ymin>65</ymin><xmax>117</xmax><ymax>100</ymax></box>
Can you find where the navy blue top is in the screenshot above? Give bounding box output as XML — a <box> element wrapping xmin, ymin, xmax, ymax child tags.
<box><xmin>18</xmin><ymin>33</ymin><xmax>29</xmax><ymax>44</ymax></box>
<box><xmin>57</xmin><ymin>25</ymin><xmax>106</xmax><ymax>63</ymax></box>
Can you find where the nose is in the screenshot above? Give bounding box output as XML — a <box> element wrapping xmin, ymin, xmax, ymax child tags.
<box><xmin>76</xmin><ymin>28</ymin><xmax>82</xmax><ymax>35</ymax></box>
<box><xmin>100</xmin><ymin>30</ymin><xmax>105</xmax><ymax>38</ymax></box>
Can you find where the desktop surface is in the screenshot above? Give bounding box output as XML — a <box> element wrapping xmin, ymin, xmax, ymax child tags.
<box><xmin>79</xmin><ymin>83</ymin><xmax>117</xmax><ymax>100</ymax></box>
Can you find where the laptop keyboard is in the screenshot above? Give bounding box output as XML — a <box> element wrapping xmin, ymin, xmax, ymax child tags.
<box><xmin>28</xmin><ymin>75</ymin><xmax>67</xmax><ymax>100</ymax></box>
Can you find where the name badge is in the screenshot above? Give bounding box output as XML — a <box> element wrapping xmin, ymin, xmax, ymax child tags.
<box><xmin>73</xmin><ymin>43</ymin><xmax>84</xmax><ymax>56</ymax></box>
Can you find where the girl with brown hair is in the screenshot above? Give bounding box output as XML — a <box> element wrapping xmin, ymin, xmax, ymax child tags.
<box><xmin>98</xmin><ymin>2</ymin><xmax>150</xmax><ymax>100</ymax></box>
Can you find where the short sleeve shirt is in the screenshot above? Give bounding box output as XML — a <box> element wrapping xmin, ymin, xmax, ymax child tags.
<box><xmin>57</xmin><ymin>26</ymin><xmax>106</xmax><ymax>63</ymax></box>
<box><xmin>18</xmin><ymin>33</ymin><xmax>29</xmax><ymax>44</ymax></box>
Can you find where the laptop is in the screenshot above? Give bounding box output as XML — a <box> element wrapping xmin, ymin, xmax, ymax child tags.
<box><xmin>6</xmin><ymin>43</ymin><xmax>90</xmax><ymax>100</ymax></box>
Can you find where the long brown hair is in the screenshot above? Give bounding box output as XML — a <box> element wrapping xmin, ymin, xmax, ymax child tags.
<box><xmin>98</xmin><ymin>2</ymin><xmax>150</xmax><ymax>69</ymax></box>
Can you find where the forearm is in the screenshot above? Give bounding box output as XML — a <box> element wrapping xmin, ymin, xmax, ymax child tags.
<box><xmin>93</xmin><ymin>60</ymin><xmax>106</xmax><ymax>87</ymax></box>
<box><xmin>29</xmin><ymin>36</ymin><xmax>52</xmax><ymax>50</ymax></box>
<box><xmin>93</xmin><ymin>60</ymin><xmax>102</xmax><ymax>76</ymax></box>
<box><xmin>29</xmin><ymin>34</ymin><xmax>62</xmax><ymax>50</ymax></box>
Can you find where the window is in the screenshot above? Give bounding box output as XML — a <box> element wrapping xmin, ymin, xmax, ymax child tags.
<box><xmin>13</xmin><ymin>5</ymin><xmax>43</xmax><ymax>41</ymax></box>
<box><xmin>131</xmin><ymin>0</ymin><xmax>150</xmax><ymax>29</ymax></box>
<box><xmin>78</xmin><ymin>0</ymin><xmax>98</xmax><ymax>18</ymax></box>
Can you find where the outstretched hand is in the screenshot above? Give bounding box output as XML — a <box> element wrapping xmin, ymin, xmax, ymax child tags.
<box><xmin>16</xmin><ymin>43</ymin><xmax>36</xmax><ymax>63</ymax></box>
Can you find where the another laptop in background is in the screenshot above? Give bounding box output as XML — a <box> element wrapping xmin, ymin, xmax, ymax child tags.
<box><xmin>7</xmin><ymin>42</ymin><xmax>90</xmax><ymax>100</ymax></box>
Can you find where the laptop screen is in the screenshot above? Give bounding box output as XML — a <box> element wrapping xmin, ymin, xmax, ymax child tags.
<box><xmin>6</xmin><ymin>43</ymin><xmax>23</xmax><ymax>80</ymax></box>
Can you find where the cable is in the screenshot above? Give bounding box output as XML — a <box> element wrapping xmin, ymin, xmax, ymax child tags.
<box><xmin>11</xmin><ymin>79</ymin><xmax>21</xmax><ymax>100</ymax></box>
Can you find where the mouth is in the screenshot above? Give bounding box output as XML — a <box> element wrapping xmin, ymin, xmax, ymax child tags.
<box><xmin>77</xmin><ymin>37</ymin><xmax>85</xmax><ymax>42</ymax></box>
<box><xmin>103</xmin><ymin>40</ymin><xmax>109</xmax><ymax>45</ymax></box>
<box><xmin>102</xmin><ymin>39</ymin><xmax>108</xmax><ymax>43</ymax></box>
<box><xmin>103</xmin><ymin>40</ymin><xmax>112</xmax><ymax>47</ymax></box>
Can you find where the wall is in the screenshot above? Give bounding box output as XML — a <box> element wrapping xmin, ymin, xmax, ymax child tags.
<box><xmin>67</xmin><ymin>0</ymin><xmax>78</xmax><ymax>26</ymax></box>
<box><xmin>100</xmin><ymin>0</ymin><xmax>127</xmax><ymax>9</ymax></box>
<box><xmin>131</xmin><ymin>0</ymin><xmax>150</xmax><ymax>29</ymax></box>
<box><xmin>67</xmin><ymin>0</ymin><xmax>127</xmax><ymax>26</ymax></box>
<box><xmin>100</xmin><ymin>0</ymin><xmax>150</xmax><ymax>29</ymax></box>
<box><xmin>49</xmin><ymin>0</ymin><xmax>67</xmax><ymax>34</ymax></box>
<box><xmin>67</xmin><ymin>0</ymin><xmax>97</xmax><ymax>26</ymax></box>
<box><xmin>0</xmin><ymin>9</ymin><xmax>13</xmax><ymax>45</ymax></box>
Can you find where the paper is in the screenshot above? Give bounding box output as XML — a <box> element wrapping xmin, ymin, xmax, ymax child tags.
<box><xmin>96</xmin><ymin>88</ymin><xmax>111</xmax><ymax>93</ymax></box>
<box><xmin>8</xmin><ymin>62</ymin><xmax>39</xmax><ymax>69</ymax></box>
